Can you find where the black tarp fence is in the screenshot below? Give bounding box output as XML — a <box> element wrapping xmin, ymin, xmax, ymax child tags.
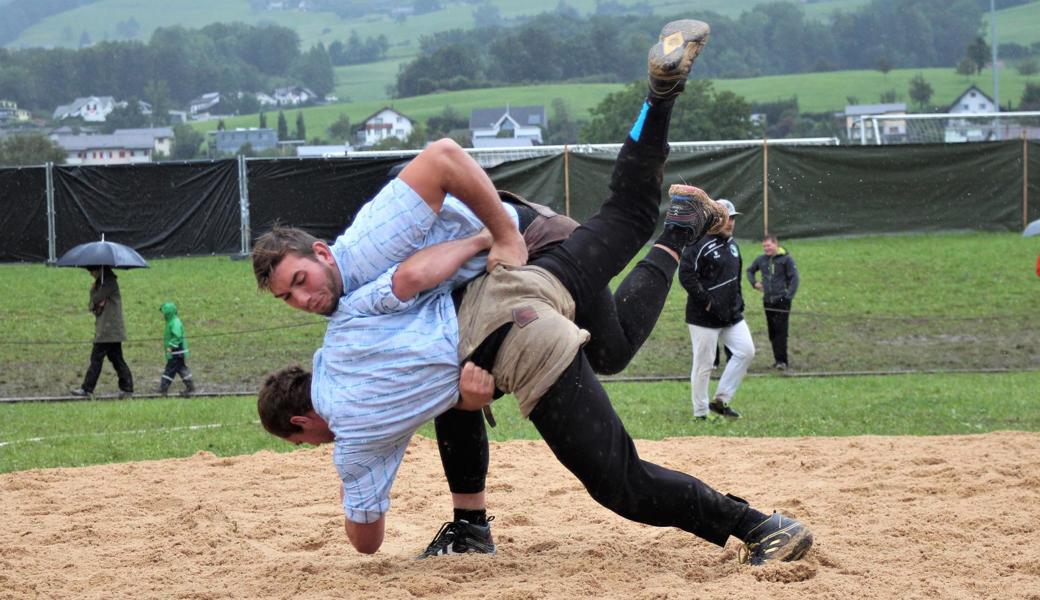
<box><xmin>0</xmin><ymin>141</ymin><xmax>1036</xmax><ymax>264</ymax></box>
<box><xmin>52</xmin><ymin>161</ymin><xmax>242</xmax><ymax>258</ymax></box>
<box><xmin>765</xmin><ymin>142</ymin><xmax>1027</xmax><ymax>239</ymax></box>
<box><xmin>247</xmin><ymin>156</ymin><xmax>402</xmax><ymax>244</ymax></box>
<box><xmin>0</xmin><ymin>166</ymin><xmax>48</xmax><ymax>262</ymax></box>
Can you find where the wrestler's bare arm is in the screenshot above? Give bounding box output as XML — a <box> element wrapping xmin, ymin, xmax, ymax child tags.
<box><xmin>399</xmin><ymin>138</ymin><xmax>526</xmax><ymax>271</ymax></box>
<box><xmin>391</xmin><ymin>229</ymin><xmax>493</xmax><ymax>301</ymax></box>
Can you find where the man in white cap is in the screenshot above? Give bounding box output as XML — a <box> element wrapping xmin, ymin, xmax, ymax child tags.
<box><xmin>678</xmin><ymin>198</ymin><xmax>755</xmax><ymax>420</ymax></box>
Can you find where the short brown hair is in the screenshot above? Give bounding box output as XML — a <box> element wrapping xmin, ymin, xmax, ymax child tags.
<box><xmin>257</xmin><ymin>365</ymin><xmax>314</xmax><ymax>438</ymax></box>
<box><xmin>251</xmin><ymin>226</ymin><xmax>321</xmax><ymax>291</ymax></box>
<box><xmin>763</xmin><ymin>235</ymin><xmax>779</xmax><ymax>243</ymax></box>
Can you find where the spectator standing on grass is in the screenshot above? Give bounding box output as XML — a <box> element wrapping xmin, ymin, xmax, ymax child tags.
<box><xmin>155</xmin><ymin>301</ymin><xmax>196</xmax><ymax>397</ymax></box>
<box><xmin>679</xmin><ymin>199</ymin><xmax>753</xmax><ymax>420</ymax></box>
<box><xmin>70</xmin><ymin>267</ymin><xmax>134</xmax><ymax>398</ymax></box>
<box><xmin>746</xmin><ymin>235</ymin><xmax>799</xmax><ymax>370</ymax></box>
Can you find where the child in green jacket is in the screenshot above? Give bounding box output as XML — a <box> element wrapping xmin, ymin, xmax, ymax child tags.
<box><xmin>157</xmin><ymin>301</ymin><xmax>196</xmax><ymax>397</ymax></box>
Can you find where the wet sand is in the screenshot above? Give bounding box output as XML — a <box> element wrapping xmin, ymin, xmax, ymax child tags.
<box><xmin>2</xmin><ymin>432</ymin><xmax>1038</xmax><ymax>599</ymax></box>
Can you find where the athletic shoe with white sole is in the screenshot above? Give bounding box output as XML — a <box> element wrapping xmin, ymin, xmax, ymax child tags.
<box><xmin>648</xmin><ymin>19</ymin><xmax>711</xmax><ymax>100</ymax></box>
<box><xmin>415</xmin><ymin>517</ymin><xmax>496</xmax><ymax>559</ymax></box>
<box><xmin>739</xmin><ymin>512</ymin><xmax>814</xmax><ymax>565</ymax></box>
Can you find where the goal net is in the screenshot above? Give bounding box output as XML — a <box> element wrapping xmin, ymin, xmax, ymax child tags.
<box><xmin>855</xmin><ymin>111</ymin><xmax>1040</xmax><ymax>145</ymax></box>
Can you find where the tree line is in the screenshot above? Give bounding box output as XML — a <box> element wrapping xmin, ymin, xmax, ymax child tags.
<box><xmin>395</xmin><ymin>0</ymin><xmax>986</xmax><ymax>97</ymax></box>
<box><xmin>0</xmin><ymin>22</ymin><xmax>335</xmax><ymax>114</ymax></box>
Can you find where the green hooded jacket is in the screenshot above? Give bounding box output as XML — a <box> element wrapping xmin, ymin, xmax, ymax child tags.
<box><xmin>160</xmin><ymin>301</ymin><xmax>189</xmax><ymax>360</ymax></box>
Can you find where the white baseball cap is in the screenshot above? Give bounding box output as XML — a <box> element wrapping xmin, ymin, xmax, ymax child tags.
<box><xmin>717</xmin><ymin>199</ymin><xmax>740</xmax><ymax>216</ymax></box>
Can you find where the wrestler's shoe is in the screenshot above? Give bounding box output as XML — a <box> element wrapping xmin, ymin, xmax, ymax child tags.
<box><xmin>664</xmin><ymin>184</ymin><xmax>730</xmax><ymax>246</ymax></box>
<box><xmin>415</xmin><ymin>517</ymin><xmax>496</xmax><ymax>559</ymax></box>
<box><xmin>709</xmin><ymin>399</ymin><xmax>741</xmax><ymax>419</ymax></box>
<box><xmin>648</xmin><ymin>19</ymin><xmax>711</xmax><ymax>100</ymax></box>
<box><xmin>739</xmin><ymin>512</ymin><xmax>814</xmax><ymax>565</ymax></box>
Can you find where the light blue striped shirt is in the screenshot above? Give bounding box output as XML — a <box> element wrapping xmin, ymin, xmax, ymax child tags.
<box><xmin>313</xmin><ymin>178</ymin><xmax>517</xmax><ymax>523</ymax></box>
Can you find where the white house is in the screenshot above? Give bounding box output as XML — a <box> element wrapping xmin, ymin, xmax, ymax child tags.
<box><xmin>113</xmin><ymin>127</ymin><xmax>174</xmax><ymax>156</ymax></box>
<box><xmin>0</xmin><ymin>99</ymin><xmax>31</xmax><ymax>123</ymax></box>
<box><xmin>469</xmin><ymin>105</ymin><xmax>546</xmax><ymax>148</ymax></box>
<box><xmin>255</xmin><ymin>92</ymin><xmax>278</xmax><ymax>107</ymax></box>
<box><xmin>52</xmin><ymin>96</ymin><xmax>118</xmax><ymax>122</ymax></box>
<box><xmin>273</xmin><ymin>86</ymin><xmax>317</xmax><ymax>106</ymax></box>
<box><xmin>948</xmin><ymin>85</ymin><xmax>998</xmax><ymax>115</ymax></box>
<box><xmin>51</xmin><ymin>132</ymin><xmax>157</xmax><ymax>165</ymax></box>
<box><xmin>356</xmin><ymin>107</ymin><xmax>414</xmax><ymax>147</ymax></box>
<box><xmin>189</xmin><ymin>92</ymin><xmax>221</xmax><ymax>116</ymax></box>
<box><xmin>842</xmin><ymin>103</ymin><xmax>907</xmax><ymax>144</ymax></box>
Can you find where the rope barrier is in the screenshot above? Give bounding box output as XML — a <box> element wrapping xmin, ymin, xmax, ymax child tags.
<box><xmin>0</xmin><ymin>305</ymin><xmax>1026</xmax><ymax>346</ymax></box>
<box><xmin>0</xmin><ymin>320</ymin><xmax>324</xmax><ymax>346</ymax></box>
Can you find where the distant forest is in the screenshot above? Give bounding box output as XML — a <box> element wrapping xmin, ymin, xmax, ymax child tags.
<box><xmin>0</xmin><ymin>23</ymin><xmax>334</xmax><ymax>112</ymax></box>
<box><xmin>395</xmin><ymin>0</ymin><xmax>989</xmax><ymax>96</ymax></box>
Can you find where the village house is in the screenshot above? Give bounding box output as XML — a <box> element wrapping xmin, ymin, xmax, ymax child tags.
<box><xmin>272</xmin><ymin>86</ymin><xmax>318</xmax><ymax>106</ymax></box>
<box><xmin>842</xmin><ymin>102</ymin><xmax>907</xmax><ymax>144</ymax></box>
<box><xmin>51</xmin><ymin>132</ymin><xmax>157</xmax><ymax>165</ymax></box>
<box><xmin>469</xmin><ymin>105</ymin><xmax>546</xmax><ymax>148</ymax></box>
<box><xmin>356</xmin><ymin>107</ymin><xmax>413</xmax><ymax>148</ymax></box>
<box><xmin>52</xmin><ymin>96</ymin><xmax>119</xmax><ymax>122</ymax></box>
<box><xmin>0</xmin><ymin>99</ymin><xmax>31</xmax><ymax>124</ymax></box>
<box><xmin>208</xmin><ymin>128</ymin><xmax>279</xmax><ymax>155</ymax></box>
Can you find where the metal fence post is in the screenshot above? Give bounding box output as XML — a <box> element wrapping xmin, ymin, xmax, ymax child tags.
<box><xmin>45</xmin><ymin>162</ymin><xmax>56</xmax><ymax>265</ymax></box>
<box><xmin>1025</xmin><ymin>134</ymin><xmax>1030</xmax><ymax>229</ymax></box>
<box><xmin>238</xmin><ymin>155</ymin><xmax>251</xmax><ymax>258</ymax></box>
<box><xmin>762</xmin><ymin>137</ymin><xmax>769</xmax><ymax>236</ymax></box>
<box><xmin>563</xmin><ymin>145</ymin><xmax>571</xmax><ymax>218</ymax></box>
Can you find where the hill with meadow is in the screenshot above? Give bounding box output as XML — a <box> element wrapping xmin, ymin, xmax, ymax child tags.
<box><xmin>5</xmin><ymin>0</ymin><xmax>871</xmax><ymax>50</ymax></box>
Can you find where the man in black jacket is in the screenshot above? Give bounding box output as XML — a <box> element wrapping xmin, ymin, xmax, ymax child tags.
<box><xmin>747</xmin><ymin>235</ymin><xmax>800</xmax><ymax>370</ymax></box>
<box><xmin>679</xmin><ymin>199</ymin><xmax>754</xmax><ymax>419</ymax></box>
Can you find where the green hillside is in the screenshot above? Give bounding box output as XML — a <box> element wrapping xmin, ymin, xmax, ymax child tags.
<box><xmin>334</xmin><ymin>54</ymin><xmax>1040</xmax><ymax>111</ymax></box>
<box><xmin>8</xmin><ymin>0</ymin><xmax>867</xmax><ymax>50</ymax></box>
<box><xmin>192</xmin><ymin>83</ymin><xmax>624</xmax><ymax>139</ymax></box>
<box><xmin>988</xmin><ymin>0</ymin><xmax>1040</xmax><ymax>47</ymax></box>
<box><xmin>712</xmin><ymin>66</ymin><xmax>1036</xmax><ymax>113</ymax></box>
<box><xmin>198</xmin><ymin>64</ymin><xmax>1037</xmax><ymax>146</ymax></box>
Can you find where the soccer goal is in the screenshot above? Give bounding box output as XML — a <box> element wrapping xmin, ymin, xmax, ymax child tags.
<box><xmin>854</xmin><ymin>111</ymin><xmax>1040</xmax><ymax>145</ymax></box>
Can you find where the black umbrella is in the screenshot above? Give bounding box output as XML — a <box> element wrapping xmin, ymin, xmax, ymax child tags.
<box><xmin>56</xmin><ymin>234</ymin><xmax>149</xmax><ymax>269</ymax></box>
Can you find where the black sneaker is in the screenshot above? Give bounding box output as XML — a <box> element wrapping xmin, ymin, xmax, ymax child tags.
<box><xmin>739</xmin><ymin>512</ymin><xmax>813</xmax><ymax>565</ymax></box>
<box><xmin>648</xmin><ymin>19</ymin><xmax>711</xmax><ymax>99</ymax></box>
<box><xmin>773</xmin><ymin>362</ymin><xmax>788</xmax><ymax>371</ymax></box>
<box><xmin>709</xmin><ymin>399</ymin><xmax>741</xmax><ymax>419</ymax></box>
<box><xmin>69</xmin><ymin>387</ymin><xmax>92</xmax><ymax>397</ymax></box>
<box><xmin>415</xmin><ymin>517</ymin><xmax>496</xmax><ymax>559</ymax></box>
<box><xmin>665</xmin><ymin>184</ymin><xmax>729</xmax><ymax>244</ymax></box>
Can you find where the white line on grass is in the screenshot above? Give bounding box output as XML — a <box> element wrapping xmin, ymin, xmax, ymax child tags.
<box><xmin>0</xmin><ymin>421</ymin><xmax>260</xmax><ymax>447</ymax></box>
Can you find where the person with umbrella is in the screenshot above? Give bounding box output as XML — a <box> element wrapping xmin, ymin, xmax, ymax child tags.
<box><xmin>68</xmin><ymin>266</ymin><xmax>134</xmax><ymax>398</ymax></box>
<box><xmin>59</xmin><ymin>236</ymin><xmax>143</xmax><ymax>398</ymax></box>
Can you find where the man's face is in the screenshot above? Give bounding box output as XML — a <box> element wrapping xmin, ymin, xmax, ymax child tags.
<box><xmin>721</xmin><ymin>216</ymin><xmax>736</xmax><ymax>237</ymax></box>
<box><xmin>267</xmin><ymin>243</ymin><xmax>342</xmax><ymax>316</ymax></box>
<box><xmin>286</xmin><ymin>411</ymin><xmax>335</xmax><ymax>446</ymax></box>
<box><xmin>763</xmin><ymin>239</ymin><xmax>778</xmax><ymax>256</ymax></box>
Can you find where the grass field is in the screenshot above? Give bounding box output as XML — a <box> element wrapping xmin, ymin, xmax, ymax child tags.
<box><xmin>2</xmin><ymin>233</ymin><xmax>1037</xmax><ymax>401</ymax></box>
<box><xmin>2</xmin><ymin>232</ymin><xmax>1038</xmax><ymax>475</ymax></box>
<box><xmin>1</xmin><ymin>370</ymin><xmax>1038</xmax><ymax>473</ymax></box>
<box><xmin>7</xmin><ymin>0</ymin><xmax>871</xmax><ymax>50</ymax></box>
